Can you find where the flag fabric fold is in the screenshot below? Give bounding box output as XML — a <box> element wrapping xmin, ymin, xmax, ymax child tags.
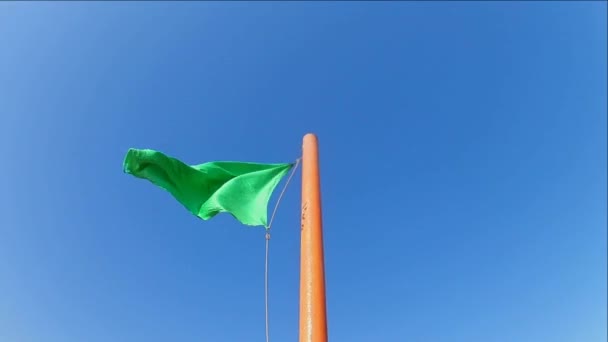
<box><xmin>123</xmin><ymin>148</ymin><xmax>293</xmax><ymax>227</ymax></box>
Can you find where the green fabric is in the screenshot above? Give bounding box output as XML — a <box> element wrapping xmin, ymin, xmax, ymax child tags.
<box><xmin>123</xmin><ymin>148</ymin><xmax>293</xmax><ymax>227</ymax></box>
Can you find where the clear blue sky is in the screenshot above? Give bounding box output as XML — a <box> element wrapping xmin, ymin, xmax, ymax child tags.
<box><xmin>0</xmin><ymin>2</ymin><xmax>606</xmax><ymax>342</ymax></box>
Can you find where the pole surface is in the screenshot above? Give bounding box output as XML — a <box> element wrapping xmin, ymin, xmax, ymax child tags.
<box><xmin>299</xmin><ymin>133</ymin><xmax>328</xmax><ymax>342</ymax></box>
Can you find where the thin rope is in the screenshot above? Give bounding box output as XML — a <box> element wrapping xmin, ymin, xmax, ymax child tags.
<box><xmin>267</xmin><ymin>158</ymin><xmax>301</xmax><ymax>231</ymax></box>
<box><xmin>264</xmin><ymin>158</ymin><xmax>301</xmax><ymax>342</ymax></box>
<box><xmin>264</xmin><ymin>233</ymin><xmax>271</xmax><ymax>342</ymax></box>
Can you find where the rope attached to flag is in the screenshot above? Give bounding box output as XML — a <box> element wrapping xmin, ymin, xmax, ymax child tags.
<box><xmin>264</xmin><ymin>157</ymin><xmax>301</xmax><ymax>342</ymax></box>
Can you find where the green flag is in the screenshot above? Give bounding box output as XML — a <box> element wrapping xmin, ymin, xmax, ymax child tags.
<box><xmin>123</xmin><ymin>148</ymin><xmax>293</xmax><ymax>227</ymax></box>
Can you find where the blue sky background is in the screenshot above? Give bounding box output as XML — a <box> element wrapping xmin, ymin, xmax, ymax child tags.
<box><xmin>0</xmin><ymin>2</ymin><xmax>606</xmax><ymax>342</ymax></box>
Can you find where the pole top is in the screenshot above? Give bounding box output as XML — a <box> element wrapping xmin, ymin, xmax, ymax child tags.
<box><xmin>303</xmin><ymin>133</ymin><xmax>318</xmax><ymax>148</ymax></box>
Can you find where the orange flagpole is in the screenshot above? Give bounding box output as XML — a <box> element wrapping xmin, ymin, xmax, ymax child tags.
<box><xmin>299</xmin><ymin>133</ymin><xmax>328</xmax><ymax>342</ymax></box>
